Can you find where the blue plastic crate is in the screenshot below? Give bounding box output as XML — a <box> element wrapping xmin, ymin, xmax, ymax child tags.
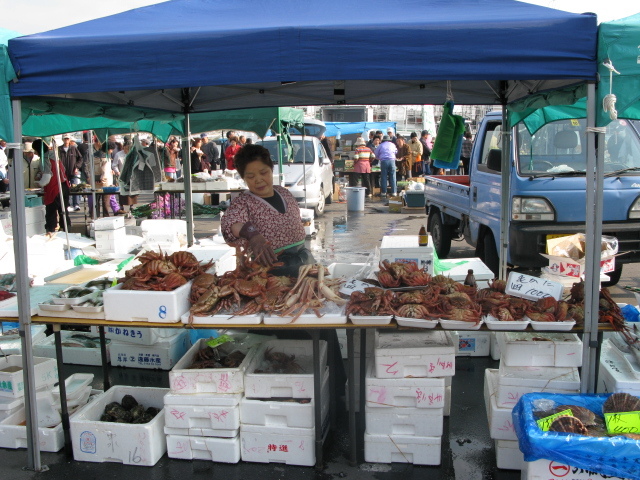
<box><xmin>25</xmin><ymin>195</ymin><xmax>43</xmax><ymax>207</ymax></box>
<box><xmin>404</xmin><ymin>191</ymin><xmax>426</xmax><ymax>208</ymax></box>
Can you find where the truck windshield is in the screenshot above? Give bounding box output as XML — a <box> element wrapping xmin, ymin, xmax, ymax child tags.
<box><xmin>516</xmin><ymin>119</ymin><xmax>640</xmax><ymax>175</ymax></box>
<box><xmin>260</xmin><ymin>140</ymin><xmax>315</xmax><ymax>164</ymax></box>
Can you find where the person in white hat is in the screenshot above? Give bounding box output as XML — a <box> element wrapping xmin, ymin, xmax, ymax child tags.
<box><xmin>22</xmin><ymin>142</ymin><xmax>41</xmax><ymax>189</ymax></box>
<box><xmin>387</xmin><ymin>127</ymin><xmax>397</xmax><ymax>146</ymax></box>
<box><xmin>353</xmin><ymin>137</ymin><xmax>374</xmax><ymax>197</ymax></box>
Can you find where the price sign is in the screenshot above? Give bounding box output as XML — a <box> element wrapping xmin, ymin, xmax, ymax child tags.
<box><xmin>605</xmin><ymin>411</ymin><xmax>640</xmax><ymax>434</ymax></box>
<box><xmin>339</xmin><ymin>278</ymin><xmax>370</xmax><ymax>295</ymax></box>
<box><xmin>505</xmin><ymin>271</ymin><xmax>563</xmax><ymax>301</ymax></box>
<box><xmin>537</xmin><ymin>409</ymin><xmax>573</xmax><ymax>431</ymax></box>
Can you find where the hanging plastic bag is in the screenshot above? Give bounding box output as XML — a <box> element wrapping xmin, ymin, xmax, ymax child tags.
<box><xmin>432</xmin><ymin>100</ymin><xmax>466</xmax><ymax>170</ymax></box>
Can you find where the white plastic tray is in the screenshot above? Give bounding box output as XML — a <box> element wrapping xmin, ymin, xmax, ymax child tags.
<box><xmin>529</xmin><ymin>320</ymin><xmax>576</xmax><ymax>331</ymax></box>
<box><xmin>71</xmin><ymin>304</ymin><xmax>104</xmax><ymax>314</ymax></box>
<box><xmin>264</xmin><ymin>311</ymin><xmax>347</xmax><ymax>325</ymax></box>
<box><xmin>395</xmin><ymin>317</ymin><xmax>438</xmax><ymax>329</ymax></box>
<box><xmin>350</xmin><ymin>315</ymin><xmax>393</xmax><ymax>325</ymax></box>
<box><xmin>439</xmin><ymin>319</ymin><xmax>484</xmax><ymax>330</ymax></box>
<box><xmin>38</xmin><ymin>301</ymin><xmax>70</xmax><ymax>312</ymax></box>
<box><xmin>50</xmin><ymin>291</ymin><xmax>95</xmax><ymax>305</ymax></box>
<box><xmin>483</xmin><ymin>315</ymin><xmax>529</xmax><ymax>331</ymax></box>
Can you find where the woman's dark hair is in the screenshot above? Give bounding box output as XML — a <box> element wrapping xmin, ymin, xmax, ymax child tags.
<box><xmin>234</xmin><ymin>144</ymin><xmax>273</xmax><ymax>178</ymax></box>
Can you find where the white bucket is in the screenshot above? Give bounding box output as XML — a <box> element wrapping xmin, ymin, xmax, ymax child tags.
<box><xmin>345</xmin><ymin>187</ymin><xmax>366</xmax><ymax>211</ymax></box>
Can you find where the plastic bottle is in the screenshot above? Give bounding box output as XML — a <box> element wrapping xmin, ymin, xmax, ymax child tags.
<box><xmin>464</xmin><ymin>269</ymin><xmax>477</xmax><ymax>287</ymax></box>
<box><xmin>418</xmin><ymin>225</ymin><xmax>428</xmax><ymax>246</ymax></box>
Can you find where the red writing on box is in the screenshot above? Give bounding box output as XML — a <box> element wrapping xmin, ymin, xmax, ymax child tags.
<box><xmin>267</xmin><ymin>444</ymin><xmax>289</xmax><ymax>453</ymax></box>
<box><xmin>429</xmin><ymin>358</ymin><xmax>454</xmax><ymax>374</ymax></box>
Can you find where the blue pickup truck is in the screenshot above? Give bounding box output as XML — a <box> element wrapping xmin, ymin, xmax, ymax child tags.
<box><xmin>424</xmin><ymin>111</ymin><xmax>640</xmax><ymax>285</ymax></box>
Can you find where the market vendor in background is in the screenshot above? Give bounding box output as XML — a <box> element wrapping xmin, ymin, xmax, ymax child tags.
<box><xmin>408</xmin><ymin>132</ymin><xmax>423</xmax><ymax>177</ymax></box>
<box><xmin>163</xmin><ymin>137</ymin><xmax>180</xmax><ymax>179</ymax></box>
<box><xmin>395</xmin><ymin>135</ymin><xmax>410</xmax><ymax>181</ymax></box>
<box><xmin>221</xmin><ymin>144</ymin><xmax>315</xmax><ymax>276</ymax></box>
<box><xmin>43</xmin><ymin>146</ymin><xmax>71</xmax><ymax>236</ymax></box>
<box><xmin>353</xmin><ymin>137</ymin><xmax>374</xmax><ymax>198</ymax></box>
<box><xmin>22</xmin><ymin>142</ymin><xmax>41</xmax><ymax>189</ymax></box>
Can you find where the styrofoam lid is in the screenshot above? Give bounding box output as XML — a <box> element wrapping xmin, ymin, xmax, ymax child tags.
<box><xmin>438</xmin><ymin>258</ymin><xmax>495</xmax><ymax>281</ymax></box>
<box><xmin>52</xmin><ymin>373</ymin><xmax>94</xmax><ymax>401</ymax></box>
<box><xmin>600</xmin><ymin>339</ymin><xmax>640</xmax><ymax>384</ymax></box>
<box><xmin>380</xmin><ymin>235</ymin><xmax>433</xmax><ymax>250</ymax></box>
<box><xmin>376</xmin><ymin>330</ymin><xmax>454</xmax><ymax>351</ymax></box>
<box><xmin>499</xmin><ymin>332</ymin><xmax>581</xmax><ymax>344</ymax></box>
<box><xmin>164</xmin><ymin>392</ymin><xmax>242</xmax><ymax>407</ymax></box>
<box><xmin>498</xmin><ymin>363</ymin><xmax>580</xmax><ymax>388</ymax></box>
<box><xmin>0</xmin><ymin>394</ymin><xmax>23</xmax><ymax>410</ymax></box>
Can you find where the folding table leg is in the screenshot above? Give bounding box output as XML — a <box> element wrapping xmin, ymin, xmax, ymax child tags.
<box><xmin>53</xmin><ymin>325</ymin><xmax>72</xmax><ymax>455</ymax></box>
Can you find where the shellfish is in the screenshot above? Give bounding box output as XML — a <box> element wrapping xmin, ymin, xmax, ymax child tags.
<box><xmin>555</xmin><ymin>405</ymin><xmax>598</xmax><ymax>426</ymax></box>
<box><xmin>602</xmin><ymin>393</ymin><xmax>640</xmax><ymax>414</ymax></box>
<box><xmin>548</xmin><ymin>415</ymin><xmax>588</xmax><ymax>435</ymax></box>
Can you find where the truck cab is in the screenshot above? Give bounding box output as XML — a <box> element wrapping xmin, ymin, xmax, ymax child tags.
<box><xmin>427</xmin><ymin>111</ymin><xmax>640</xmax><ymax>284</ymax></box>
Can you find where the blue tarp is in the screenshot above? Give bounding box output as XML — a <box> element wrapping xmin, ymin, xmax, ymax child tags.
<box><xmin>324</xmin><ymin>122</ymin><xmax>396</xmax><ymax>137</ymax></box>
<box><xmin>7</xmin><ymin>0</ymin><xmax>597</xmax><ymax>111</ymax></box>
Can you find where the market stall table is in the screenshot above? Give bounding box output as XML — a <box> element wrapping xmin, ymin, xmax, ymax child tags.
<box><xmin>27</xmin><ymin>315</ymin><xmax>395</xmax><ymax>468</ymax></box>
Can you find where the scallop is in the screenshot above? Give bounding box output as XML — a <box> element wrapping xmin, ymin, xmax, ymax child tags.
<box><xmin>555</xmin><ymin>405</ymin><xmax>597</xmax><ymax>426</ymax></box>
<box><xmin>602</xmin><ymin>393</ymin><xmax>640</xmax><ymax>414</ymax></box>
<box><xmin>548</xmin><ymin>415</ymin><xmax>588</xmax><ymax>435</ymax></box>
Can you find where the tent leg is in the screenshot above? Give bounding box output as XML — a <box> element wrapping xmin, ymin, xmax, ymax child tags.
<box><xmin>11</xmin><ymin>98</ymin><xmax>46</xmax><ymax>472</ymax></box>
<box><xmin>99</xmin><ymin>326</ymin><xmax>111</xmax><ymax>391</ymax></box>
<box><xmin>53</xmin><ymin>325</ymin><xmax>72</xmax><ymax>455</ymax></box>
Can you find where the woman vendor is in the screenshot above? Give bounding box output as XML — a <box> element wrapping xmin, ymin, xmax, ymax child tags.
<box><xmin>221</xmin><ymin>144</ymin><xmax>315</xmax><ymax>276</ymax></box>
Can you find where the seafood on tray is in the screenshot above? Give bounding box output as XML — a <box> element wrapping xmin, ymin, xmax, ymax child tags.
<box><xmin>119</xmin><ymin>250</ymin><xmax>213</xmax><ymax>291</ymax></box>
<box><xmin>188</xmin><ymin>247</ymin><xmax>347</xmax><ymax>323</ymax></box>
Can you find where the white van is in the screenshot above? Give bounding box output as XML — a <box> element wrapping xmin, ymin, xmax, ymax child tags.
<box><xmin>259</xmin><ymin>135</ymin><xmax>334</xmax><ymax>216</ymax></box>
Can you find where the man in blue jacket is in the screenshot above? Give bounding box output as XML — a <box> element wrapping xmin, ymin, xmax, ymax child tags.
<box><xmin>374</xmin><ymin>135</ymin><xmax>398</xmax><ymax>199</ymax></box>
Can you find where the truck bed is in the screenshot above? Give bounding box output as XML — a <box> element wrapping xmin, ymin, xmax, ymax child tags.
<box><xmin>424</xmin><ymin>175</ymin><xmax>471</xmax><ymax>219</ymax></box>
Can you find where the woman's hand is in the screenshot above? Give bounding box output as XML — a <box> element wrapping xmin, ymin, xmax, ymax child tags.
<box><xmin>247</xmin><ymin>234</ymin><xmax>278</xmax><ymax>266</ymax></box>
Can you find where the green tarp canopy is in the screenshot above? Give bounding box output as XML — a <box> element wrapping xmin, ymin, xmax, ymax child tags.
<box><xmin>509</xmin><ymin>13</ymin><xmax>640</xmax><ymax>133</ymax></box>
<box><xmin>0</xmin><ymin>28</ymin><xmax>20</xmax><ymax>142</ymax></box>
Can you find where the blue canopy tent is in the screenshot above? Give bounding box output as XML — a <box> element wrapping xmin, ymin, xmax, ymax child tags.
<box><xmin>324</xmin><ymin>122</ymin><xmax>397</xmax><ymax>138</ymax></box>
<box><xmin>5</xmin><ymin>0</ymin><xmax>598</xmax><ymax>470</ymax></box>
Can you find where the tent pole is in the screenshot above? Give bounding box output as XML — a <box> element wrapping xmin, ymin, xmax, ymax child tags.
<box><xmin>581</xmin><ymin>82</ymin><xmax>601</xmax><ymax>393</ymax></box>
<box><xmin>302</xmin><ymin>128</ymin><xmax>307</xmax><ymax>209</ymax></box>
<box><xmin>51</xmin><ymin>140</ymin><xmax>71</xmax><ymax>254</ymax></box>
<box><xmin>10</xmin><ymin>98</ymin><xmax>45</xmax><ymax>472</ymax></box>
<box><xmin>499</xmin><ymin>89</ymin><xmax>510</xmax><ymax>280</ymax></box>
<box><xmin>183</xmin><ymin>114</ymin><xmax>194</xmax><ymax>246</ymax></box>
<box><xmin>89</xmin><ymin>130</ymin><xmax>96</xmax><ymax>221</ymax></box>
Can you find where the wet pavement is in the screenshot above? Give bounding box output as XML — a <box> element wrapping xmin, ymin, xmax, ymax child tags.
<box><xmin>2</xmin><ymin>195</ymin><xmax>636</xmax><ymax>478</ymax></box>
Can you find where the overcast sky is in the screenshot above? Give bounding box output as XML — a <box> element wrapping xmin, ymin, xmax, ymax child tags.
<box><xmin>0</xmin><ymin>0</ymin><xmax>637</xmax><ymax>36</ymax></box>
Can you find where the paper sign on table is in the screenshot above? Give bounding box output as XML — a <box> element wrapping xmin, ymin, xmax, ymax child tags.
<box><xmin>604</xmin><ymin>411</ymin><xmax>640</xmax><ymax>434</ymax></box>
<box><xmin>339</xmin><ymin>278</ymin><xmax>370</xmax><ymax>295</ymax></box>
<box><xmin>505</xmin><ymin>271</ymin><xmax>562</xmax><ymax>301</ymax></box>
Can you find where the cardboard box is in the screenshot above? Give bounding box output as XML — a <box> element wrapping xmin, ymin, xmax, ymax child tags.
<box><xmin>203</xmin><ymin>193</ymin><xmax>212</xmax><ymax>205</ymax></box>
<box><xmin>70</xmin><ymin>385</ymin><xmax>168</xmax><ymax>466</ymax></box>
<box><xmin>541</xmin><ymin>253</ymin><xmax>615</xmax><ymax>278</ymax></box>
<box><xmin>388</xmin><ymin>196</ymin><xmax>403</xmax><ymax>213</ymax></box>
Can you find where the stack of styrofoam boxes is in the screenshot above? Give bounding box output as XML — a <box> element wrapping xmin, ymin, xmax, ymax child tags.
<box><xmin>487</xmin><ymin>332</ymin><xmax>582</xmax><ymax>471</ymax></box>
<box><xmin>0</xmin><ymin>206</ymin><xmax>46</xmax><ymax>237</ymax></box>
<box><xmin>93</xmin><ymin>216</ymin><xmax>127</xmax><ymax>254</ymax></box>
<box><xmin>109</xmin><ymin>327</ymin><xmax>190</xmax><ymax>371</ymax></box>
<box><xmin>0</xmin><ymin>355</ymin><xmax>63</xmax><ymax>451</ymax></box>
<box><xmin>597</xmin><ymin>335</ymin><xmax>640</xmax><ymax>396</ymax></box>
<box><xmin>364</xmin><ymin>330</ymin><xmax>455</xmax><ymax>465</ymax></box>
<box><xmin>240</xmin><ymin>339</ymin><xmax>329</xmax><ymax>467</ymax></box>
<box><xmin>164</xmin><ymin>338</ymin><xmax>256</xmax><ymax>463</ymax></box>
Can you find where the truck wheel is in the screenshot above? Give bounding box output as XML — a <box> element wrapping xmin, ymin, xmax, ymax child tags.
<box><xmin>602</xmin><ymin>264</ymin><xmax>623</xmax><ymax>287</ymax></box>
<box><xmin>428</xmin><ymin>212</ymin><xmax>452</xmax><ymax>258</ymax></box>
<box><xmin>480</xmin><ymin>231</ymin><xmax>499</xmax><ymax>277</ymax></box>
<box><xmin>325</xmin><ymin>183</ymin><xmax>332</xmax><ymax>205</ymax></box>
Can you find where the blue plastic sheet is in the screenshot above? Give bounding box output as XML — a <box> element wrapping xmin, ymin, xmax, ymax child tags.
<box><xmin>513</xmin><ymin>392</ymin><xmax>640</xmax><ymax>480</ymax></box>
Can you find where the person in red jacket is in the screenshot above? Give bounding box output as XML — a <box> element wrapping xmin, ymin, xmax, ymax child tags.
<box><xmin>224</xmin><ymin>136</ymin><xmax>241</xmax><ymax>170</ymax></box>
<box><xmin>43</xmin><ymin>152</ymin><xmax>71</xmax><ymax>235</ymax></box>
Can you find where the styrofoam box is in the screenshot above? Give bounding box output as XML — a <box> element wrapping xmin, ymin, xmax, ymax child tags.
<box><xmin>0</xmin><ymin>325</ymin><xmax>47</xmax><ymax>355</ymax></box>
<box><xmin>444</xmin><ymin>385</ymin><xmax>451</xmax><ymax>417</ymax></box>
<box><xmin>495</xmin><ymin>439</ymin><xmax>524</xmax><ymax>470</ymax></box>
<box><xmin>164</xmin><ymin>426</ymin><xmax>238</xmax><ymax>438</ymax></box>
<box><xmin>364</xmin><ymin>432</ymin><xmax>441</xmax><ymax>465</ymax></box>
<box><xmin>0</xmin><ymin>395</ymin><xmax>24</xmax><ymax>422</ymax></box>
<box><xmin>453</xmin><ymin>330</ymin><xmax>491</xmax><ymax>356</ymax></box>
<box><xmin>365</xmin><ymin>361</ymin><xmax>446</xmax><ymax>409</ymax></box>
<box><xmin>94</xmin><ymin>216</ymin><xmax>125</xmax><ymax>231</ymax></box>
<box><xmin>164</xmin><ymin>391</ymin><xmax>241</xmax><ymax>433</ymax></box>
<box><xmin>0</xmin><ymin>356</ymin><xmax>57</xmax><ymax>398</ymax></box>
<box><xmin>522</xmin><ymin>459</ymin><xmax>625</xmax><ymax>480</ymax></box>
<box><xmin>484</xmin><ymin>369</ymin><xmax>516</xmax><ymax>441</ymax></box>
<box><xmin>103</xmin><ymin>280</ymin><xmax>192</xmax><ymax>322</ymax></box>
<box><xmin>240</xmin><ymin>423</ymin><xmax>322</xmax><ymax>466</ymax></box>
<box><xmin>70</xmin><ymin>385</ymin><xmax>169</xmax><ymax>466</ymax></box>
<box><xmin>170</xmin><ymin>338</ymin><xmax>255</xmax><ymax>394</ymax></box>
<box><xmin>244</xmin><ymin>339</ymin><xmax>328</xmax><ymax>399</ymax></box>
<box><xmin>374</xmin><ymin>330</ymin><xmax>455</xmax><ymax>379</ymax></box>
<box><xmin>379</xmin><ymin>235</ymin><xmax>434</xmax><ymax>275</ymax></box>
<box><xmin>439</xmin><ymin>257</ymin><xmax>495</xmax><ymax>281</ymax></box>
<box><xmin>0</xmin><ymin>406</ymin><xmax>75</xmax><ymax>452</ymax></box>
<box><xmin>496</xmin><ymin>363</ymin><xmax>580</xmax><ymax>408</ymax></box>
<box><xmin>597</xmin><ymin>339</ymin><xmax>640</xmax><ymax>396</ymax></box>
<box><xmin>497</xmin><ymin>332</ymin><xmax>583</xmax><ymax>368</ymax></box>
<box><xmin>166</xmin><ymin>434</ymin><xmax>240</xmax><ymax>462</ymax></box>
<box><xmin>105</xmin><ymin>325</ymin><xmax>178</xmax><ymax>346</ymax></box>
<box><xmin>490</xmin><ymin>332</ymin><xmax>501</xmax><ymax>361</ymax></box>
<box><xmin>240</xmin><ymin>366</ymin><xmax>329</xmax><ymax>428</ymax></box>
<box><xmin>25</xmin><ymin>205</ymin><xmax>46</xmax><ymax>224</ymax></box>
<box><xmin>95</xmin><ymin>228</ymin><xmax>128</xmax><ymax>252</ymax></box>
<box><xmin>33</xmin><ymin>332</ymin><xmax>109</xmax><ymax>366</ymax></box>
<box><xmin>365</xmin><ymin>404</ymin><xmax>443</xmax><ymax>437</ymax></box>
<box><xmin>110</xmin><ymin>330</ymin><xmax>190</xmax><ymax>370</ymax></box>
<box><xmin>186</xmin><ymin>245</ymin><xmax>237</xmax><ymax>276</ymax></box>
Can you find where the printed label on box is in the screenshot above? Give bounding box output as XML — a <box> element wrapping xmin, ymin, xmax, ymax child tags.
<box><xmin>458</xmin><ymin>337</ymin><xmax>476</xmax><ymax>352</ymax></box>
